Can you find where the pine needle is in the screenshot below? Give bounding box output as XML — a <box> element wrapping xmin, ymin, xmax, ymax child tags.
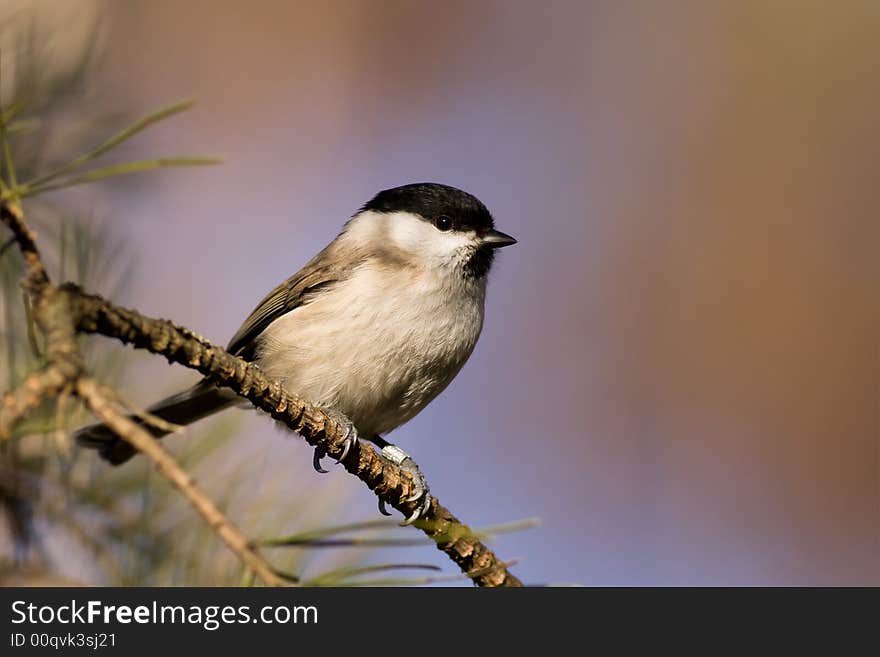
<box><xmin>25</xmin><ymin>157</ymin><xmax>222</xmax><ymax>195</ymax></box>
<box><xmin>21</xmin><ymin>99</ymin><xmax>197</xmax><ymax>189</ymax></box>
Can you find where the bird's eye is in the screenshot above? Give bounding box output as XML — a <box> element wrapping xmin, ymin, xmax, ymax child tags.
<box><xmin>434</xmin><ymin>215</ymin><xmax>453</xmax><ymax>232</ymax></box>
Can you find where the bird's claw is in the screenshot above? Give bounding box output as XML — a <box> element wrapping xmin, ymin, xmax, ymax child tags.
<box><xmin>335</xmin><ymin>420</ymin><xmax>358</xmax><ymax>464</ymax></box>
<box><xmin>312</xmin><ymin>446</ymin><xmax>329</xmax><ymax>474</ymax></box>
<box><xmin>312</xmin><ymin>409</ymin><xmax>359</xmax><ymax>473</ymax></box>
<box><xmin>379</xmin><ymin>444</ymin><xmax>432</xmax><ymax>525</ymax></box>
<box><xmin>401</xmin><ymin>493</ymin><xmax>432</xmax><ymax>526</ymax></box>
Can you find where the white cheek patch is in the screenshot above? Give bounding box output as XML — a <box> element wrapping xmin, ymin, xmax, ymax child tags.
<box><xmin>385</xmin><ymin>212</ymin><xmax>475</xmax><ymax>263</ymax></box>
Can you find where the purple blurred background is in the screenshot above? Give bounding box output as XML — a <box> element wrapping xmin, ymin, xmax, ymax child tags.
<box><xmin>22</xmin><ymin>0</ymin><xmax>880</xmax><ymax>584</ymax></box>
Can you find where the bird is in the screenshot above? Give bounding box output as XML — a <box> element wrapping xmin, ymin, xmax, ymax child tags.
<box><xmin>75</xmin><ymin>182</ymin><xmax>516</xmax><ymax>523</ymax></box>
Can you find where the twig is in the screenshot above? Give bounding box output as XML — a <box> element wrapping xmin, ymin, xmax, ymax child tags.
<box><xmin>0</xmin><ymin>286</ymin><xmax>82</xmax><ymax>439</ymax></box>
<box><xmin>77</xmin><ymin>378</ymin><xmax>289</xmax><ymax>587</ymax></box>
<box><xmin>113</xmin><ymin>389</ymin><xmax>184</xmax><ymax>435</ymax></box>
<box><xmin>0</xmin><ymin>201</ymin><xmax>48</xmax><ymax>292</ymax></box>
<box><xmin>0</xmin><ymin>367</ymin><xmax>68</xmax><ymax>439</ymax></box>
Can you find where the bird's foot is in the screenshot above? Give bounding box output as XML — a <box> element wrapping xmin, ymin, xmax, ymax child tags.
<box><xmin>312</xmin><ymin>409</ymin><xmax>359</xmax><ymax>474</ymax></box>
<box><xmin>377</xmin><ymin>444</ymin><xmax>432</xmax><ymax>525</ymax></box>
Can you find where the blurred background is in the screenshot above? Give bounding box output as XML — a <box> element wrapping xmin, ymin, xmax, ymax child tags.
<box><xmin>0</xmin><ymin>0</ymin><xmax>877</xmax><ymax>585</ymax></box>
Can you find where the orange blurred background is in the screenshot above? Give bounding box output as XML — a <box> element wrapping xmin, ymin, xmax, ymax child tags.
<box><xmin>11</xmin><ymin>0</ymin><xmax>879</xmax><ymax>584</ymax></box>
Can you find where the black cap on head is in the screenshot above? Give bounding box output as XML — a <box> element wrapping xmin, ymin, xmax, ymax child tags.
<box><xmin>360</xmin><ymin>183</ymin><xmax>495</xmax><ymax>234</ymax></box>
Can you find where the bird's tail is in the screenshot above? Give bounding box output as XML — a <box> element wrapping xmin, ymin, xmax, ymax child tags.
<box><xmin>74</xmin><ymin>381</ymin><xmax>238</xmax><ymax>465</ymax></box>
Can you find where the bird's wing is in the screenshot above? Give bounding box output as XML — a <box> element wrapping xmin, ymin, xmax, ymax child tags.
<box><xmin>226</xmin><ymin>241</ymin><xmax>360</xmax><ymax>358</ymax></box>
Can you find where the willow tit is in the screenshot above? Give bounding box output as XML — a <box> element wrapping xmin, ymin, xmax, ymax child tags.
<box><xmin>76</xmin><ymin>183</ymin><xmax>516</xmax><ymax>521</ymax></box>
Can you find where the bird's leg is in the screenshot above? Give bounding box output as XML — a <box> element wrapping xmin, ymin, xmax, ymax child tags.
<box><xmin>369</xmin><ymin>435</ymin><xmax>431</xmax><ymax>525</ymax></box>
<box><xmin>312</xmin><ymin>408</ymin><xmax>359</xmax><ymax>474</ymax></box>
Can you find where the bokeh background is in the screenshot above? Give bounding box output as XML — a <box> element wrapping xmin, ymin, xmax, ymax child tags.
<box><xmin>2</xmin><ymin>0</ymin><xmax>878</xmax><ymax>585</ymax></box>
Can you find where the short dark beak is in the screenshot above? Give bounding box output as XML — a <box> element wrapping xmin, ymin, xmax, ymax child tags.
<box><xmin>482</xmin><ymin>229</ymin><xmax>517</xmax><ymax>249</ymax></box>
